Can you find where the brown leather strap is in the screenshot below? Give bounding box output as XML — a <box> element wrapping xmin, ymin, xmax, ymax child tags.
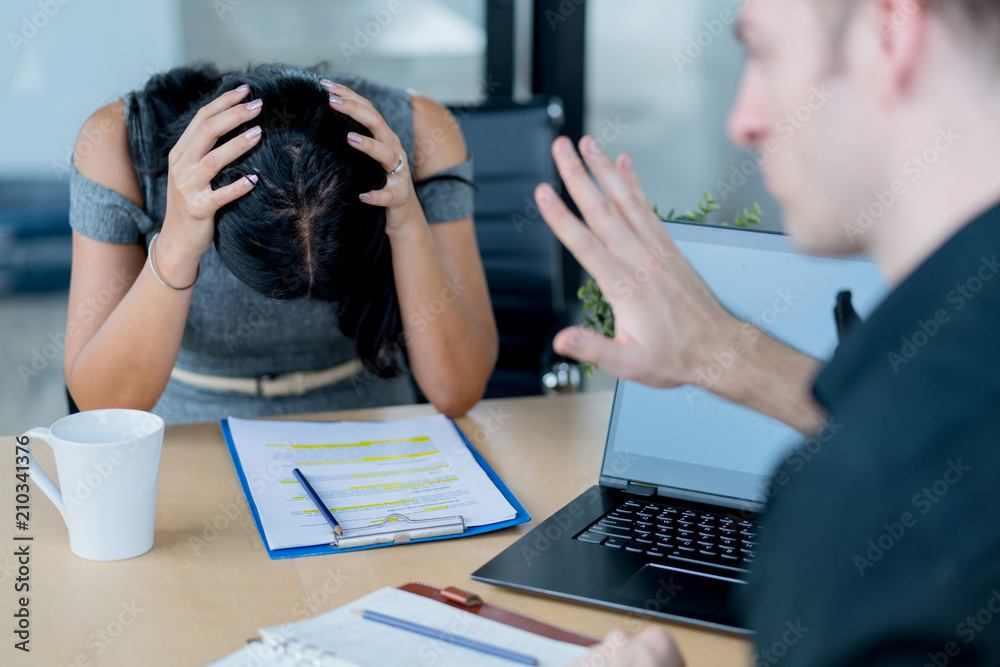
<box><xmin>398</xmin><ymin>582</ymin><xmax>597</xmax><ymax>647</ymax></box>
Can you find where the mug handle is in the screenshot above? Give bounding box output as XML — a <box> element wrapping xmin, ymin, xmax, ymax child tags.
<box><xmin>22</xmin><ymin>427</ymin><xmax>67</xmax><ymax>524</ymax></box>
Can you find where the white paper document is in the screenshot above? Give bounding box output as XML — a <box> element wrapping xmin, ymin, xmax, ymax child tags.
<box><xmin>260</xmin><ymin>587</ymin><xmax>589</xmax><ymax>667</ymax></box>
<box><xmin>226</xmin><ymin>415</ymin><xmax>517</xmax><ymax>550</ymax></box>
<box><xmin>208</xmin><ymin>588</ymin><xmax>588</xmax><ymax>667</ymax></box>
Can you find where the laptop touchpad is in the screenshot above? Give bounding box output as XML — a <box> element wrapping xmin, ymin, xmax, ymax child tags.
<box><xmin>615</xmin><ymin>563</ymin><xmax>745</xmax><ymax>621</ymax></box>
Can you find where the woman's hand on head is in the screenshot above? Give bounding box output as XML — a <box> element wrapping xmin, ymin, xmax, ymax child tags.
<box><xmin>322</xmin><ymin>80</ymin><xmax>422</xmax><ymax>234</ymax></box>
<box><xmin>159</xmin><ymin>84</ymin><xmax>263</xmax><ymax>275</ymax></box>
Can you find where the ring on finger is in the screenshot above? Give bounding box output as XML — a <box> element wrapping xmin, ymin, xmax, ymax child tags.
<box><xmin>386</xmin><ymin>154</ymin><xmax>405</xmax><ymax>175</ymax></box>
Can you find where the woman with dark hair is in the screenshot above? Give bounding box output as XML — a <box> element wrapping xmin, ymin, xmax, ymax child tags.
<box><xmin>64</xmin><ymin>64</ymin><xmax>498</xmax><ymax>424</ymax></box>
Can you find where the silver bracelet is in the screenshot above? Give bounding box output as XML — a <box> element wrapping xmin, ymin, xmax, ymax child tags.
<box><xmin>148</xmin><ymin>232</ymin><xmax>198</xmax><ymax>291</ymax></box>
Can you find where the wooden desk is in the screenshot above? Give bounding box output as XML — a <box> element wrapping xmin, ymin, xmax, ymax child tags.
<box><xmin>1</xmin><ymin>393</ymin><xmax>750</xmax><ymax>666</ymax></box>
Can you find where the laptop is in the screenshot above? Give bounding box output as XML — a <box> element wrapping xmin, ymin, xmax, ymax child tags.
<box><xmin>472</xmin><ymin>219</ymin><xmax>888</xmax><ymax>634</ymax></box>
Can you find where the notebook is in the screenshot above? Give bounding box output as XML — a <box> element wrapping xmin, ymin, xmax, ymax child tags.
<box><xmin>221</xmin><ymin>414</ymin><xmax>530</xmax><ymax>559</ymax></box>
<box><xmin>206</xmin><ymin>584</ymin><xmax>595</xmax><ymax>667</ymax></box>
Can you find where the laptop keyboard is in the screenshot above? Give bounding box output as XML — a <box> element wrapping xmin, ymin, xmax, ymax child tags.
<box><xmin>575</xmin><ymin>498</ymin><xmax>759</xmax><ymax>572</ymax></box>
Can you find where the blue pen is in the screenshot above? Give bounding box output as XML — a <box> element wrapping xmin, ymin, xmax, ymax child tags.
<box><xmin>353</xmin><ymin>609</ymin><xmax>539</xmax><ymax>665</ymax></box>
<box><xmin>293</xmin><ymin>467</ymin><xmax>342</xmax><ymax>536</ymax></box>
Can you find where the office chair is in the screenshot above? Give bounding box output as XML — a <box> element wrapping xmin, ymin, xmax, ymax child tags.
<box><xmin>448</xmin><ymin>97</ymin><xmax>578</xmax><ymax>398</ymax></box>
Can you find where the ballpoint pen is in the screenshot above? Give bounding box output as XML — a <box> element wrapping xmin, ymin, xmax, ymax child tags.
<box><xmin>293</xmin><ymin>467</ymin><xmax>342</xmax><ymax>536</ymax></box>
<box><xmin>352</xmin><ymin>609</ymin><xmax>539</xmax><ymax>665</ymax></box>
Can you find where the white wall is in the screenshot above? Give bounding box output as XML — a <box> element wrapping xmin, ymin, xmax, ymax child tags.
<box><xmin>1</xmin><ymin>0</ymin><xmax>182</xmax><ymax>179</ymax></box>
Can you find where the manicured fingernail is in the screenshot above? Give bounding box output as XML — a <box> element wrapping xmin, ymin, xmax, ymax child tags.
<box><xmin>622</xmin><ymin>153</ymin><xmax>633</xmax><ymax>171</ymax></box>
<box><xmin>347</xmin><ymin>132</ymin><xmax>363</xmax><ymax>145</ymax></box>
<box><xmin>244</xmin><ymin>126</ymin><xmax>261</xmax><ymax>140</ymax></box>
<box><xmin>329</xmin><ymin>94</ymin><xmax>343</xmax><ymax>106</ymax></box>
<box><xmin>236</xmin><ymin>84</ymin><xmax>249</xmax><ymax>93</ymax></box>
<box><xmin>359</xmin><ymin>193</ymin><xmax>372</xmax><ymax>202</ymax></box>
<box><xmin>245</xmin><ymin>98</ymin><xmax>262</xmax><ymax>111</ymax></box>
<box><xmin>244</xmin><ymin>174</ymin><xmax>258</xmax><ymax>187</ymax></box>
<box><xmin>586</xmin><ymin>136</ymin><xmax>603</xmax><ymax>155</ymax></box>
<box><xmin>320</xmin><ymin>79</ymin><xmax>338</xmax><ymax>91</ymax></box>
<box><xmin>558</xmin><ymin>138</ymin><xmax>575</xmax><ymax>156</ymax></box>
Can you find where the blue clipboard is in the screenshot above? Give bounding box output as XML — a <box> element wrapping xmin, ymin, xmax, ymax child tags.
<box><xmin>220</xmin><ymin>416</ymin><xmax>531</xmax><ymax>559</ymax></box>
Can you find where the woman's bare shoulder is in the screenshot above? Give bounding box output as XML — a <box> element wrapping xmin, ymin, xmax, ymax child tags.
<box><xmin>74</xmin><ymin>99</ymin><xmax>143</xmax><ymax>209</ymax></box>
<box><xmin>410</xmin><ymin>94</ymin><xmax>468</xmax><ymax>181</ymax></box>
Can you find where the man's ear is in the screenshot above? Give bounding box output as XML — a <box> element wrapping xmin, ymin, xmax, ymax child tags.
<box><xmin>867</xmin><ymin>0</ymin><xmax>930</xmax><ymax>110</ymax></box>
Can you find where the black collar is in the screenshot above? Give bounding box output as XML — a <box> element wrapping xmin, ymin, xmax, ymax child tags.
<box><xmin>813</xmin><ymin>202</ymin><xmax>1000</xmax><ymax>410</ymax></box>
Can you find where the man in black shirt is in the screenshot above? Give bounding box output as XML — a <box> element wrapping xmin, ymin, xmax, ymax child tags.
<box><xmin>538</xmin><ymin>0</ymin><xmax>1000</xmax><ymax>665</ymax></box>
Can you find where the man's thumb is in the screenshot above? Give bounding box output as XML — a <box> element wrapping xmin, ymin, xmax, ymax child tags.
<box><xmin>553</xmin><ymin>326</ymin><xmax>625</xmax><ymax>370</ymax></box>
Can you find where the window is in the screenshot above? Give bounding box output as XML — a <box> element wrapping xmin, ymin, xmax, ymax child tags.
<box><xmin>182</xmin><ymin>0</ymin><xmax>489</xmax><ymax>104</ymax></box>
<box><xmin>585</xmin><ymin>0</ymin><xmax>780</xmax><ymax>230</ymax></box>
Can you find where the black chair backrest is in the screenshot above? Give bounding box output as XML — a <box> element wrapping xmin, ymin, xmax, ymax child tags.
<box><xmin>449</xmin><ymin>98</ymin><xmax>565</xmax><ymax>398</ymax></box>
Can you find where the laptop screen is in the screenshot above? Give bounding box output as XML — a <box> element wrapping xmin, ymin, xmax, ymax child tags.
<box><xmin>600</xmin><ymin>221</ymin><xmax>888</xmax><ymax>509</ymax></box>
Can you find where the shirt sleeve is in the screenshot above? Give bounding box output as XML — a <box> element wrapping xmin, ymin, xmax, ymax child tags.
<box><xmin>413</xmin><ymin>157</ymin><xmax>475</xmax><ymax>224</ymax></box>
<box><xmin>69</xmin><ymin>164</ymin><xmax>156</xmax><ymax>244</ymax></box>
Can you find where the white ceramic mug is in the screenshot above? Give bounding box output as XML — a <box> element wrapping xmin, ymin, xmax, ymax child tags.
<box><xmin>22</xmin><ymin>409</ymin><xmax>164</xmax><ymax>561</ymax></box>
